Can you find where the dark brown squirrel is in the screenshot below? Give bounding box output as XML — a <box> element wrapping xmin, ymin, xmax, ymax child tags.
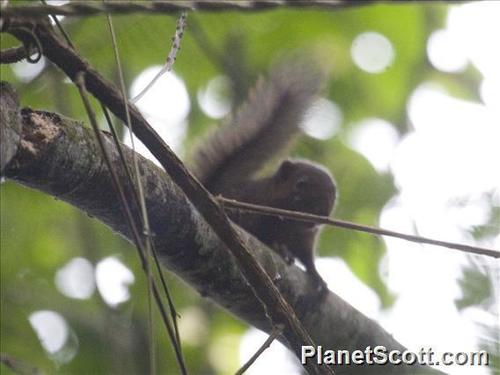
<box><xmin>190</xmin><ymin>60</ymin><xmax>336</xmax><ymax>289</ymax></box>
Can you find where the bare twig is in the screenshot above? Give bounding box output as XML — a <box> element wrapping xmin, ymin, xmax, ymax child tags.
<box><xmin>0</xmin><ymin>27</ymin><xmax>42</xmax><ymax>63</ymax></box>
<box><xmin>40</xmin><ymin>0</ymin><xmax>74</xmax><ymax>48</ymax></box>
<box><xmin>0</xmin><ymin>352</ymin><xmax>44</xmax><ymax>375</ymax></box>
<box><xmin>1</xmin><ymin>82</ymin><xmax>446</xmax><ymax>375</ymax></box>
<box><xmin>235</xmin><ymin>324</ymin><xmax>284</xmax><ymax>375</ymax></box>
<box><xmin>104</xmin><ymin>10</ymin><xmax>159</xmax><ymax>375</ymax></box>
<box><xmin>108</xmin><ymin>11</ymin><xmax>188</xmax><ymax>371</ymax></box>
<box><xmin>1</xmin><ymin>1</ymin><xmax>371</xmax><ymax>18</ymax></box>
<box><xmin>0</xmin><ymin>46</ymin><xmax>27</xmax><ymax>63</ymax></box>
<box><xmin>5</xmin><ymin>19</ymin><xmax>332</xmax><ymax>374</ymax></box>
<box><xmin>39</xmin><ymin>5</ymin><xmax>186</xmax><ymax>370</ymax></box>
<box><xmin>218</xmin><ymin>197</ymin><xmax>500</xmax><ymax>258</ymax></box>
<box><xmin>132</xmin><ymin>11</ymin><xmax>187</xmax><ymax>103</ymax></box>
<box><xmin>74</xmin><ymin>72</ymin><xmax>188</xmax><ymax>375</ymax></box>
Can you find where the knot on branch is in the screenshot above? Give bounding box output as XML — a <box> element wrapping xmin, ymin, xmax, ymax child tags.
<box><xmin>1</xmin><ymin>18</ymin><xmax>43</xmax><ymax>64</ymax></box>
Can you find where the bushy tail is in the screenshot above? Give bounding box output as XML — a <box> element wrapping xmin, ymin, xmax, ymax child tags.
<box><xmin>190</xmin><ymin>59</ymin><xmax>323</xmax><ymax>193</ymax></box>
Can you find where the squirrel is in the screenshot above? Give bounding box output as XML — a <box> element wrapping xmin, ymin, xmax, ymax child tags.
<box><xmin>190</xmin><ymin>60</ymin><xmax>336</xmax><ymax>290</ymax></box>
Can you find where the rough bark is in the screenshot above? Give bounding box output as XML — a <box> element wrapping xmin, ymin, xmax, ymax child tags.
<box><xmin>4</xmin><ymin>20</ymin><xmax>330</xmax><ymax>375</ymax></box>
<box><xmin>0</xmin><ymin>82</ymin><xmax>21</xmax><ymax>172</ymax></box>
<box><xmin>1</xmin><ymin>83</ymin><xmax>443</xmax><ymax>375</ymax></box>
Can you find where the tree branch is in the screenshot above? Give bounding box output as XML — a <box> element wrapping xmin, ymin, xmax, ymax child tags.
<box><xmin>0</xmin><ymin>46</ymin><xmax>28</xmax><ymax>64</ymax></box>
<box><xmin>4</xmin><ymin>17</ymin><xmax>332</xmax><ymax>375</ymax></box>
<box><xmin>218</xmin><ymin>197</ymin><xmax>499</xmax><ymax>258</ymax></box>
<box><xmin>1</xmin><ymin>83</ymin><xmax>443</xmax><ymax>375</ymax></box>
<box><xmin>0</xmin><ymin>1</ymin><xmax>373</xmax><ymax>18</ymax></box>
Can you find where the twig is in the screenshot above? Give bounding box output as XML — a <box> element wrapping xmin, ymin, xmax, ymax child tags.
<box><xmin>40</xmin><ymin>5</ymin><xmax>186</xmax><ymax>370</ymax></box>
<box><xmin>218</xmin><ymin>197</ymin><xmax>500</xmax><ymax>258</ymax></box>
<box><xmin>1</xmin><ymin>1</ymin><xmax>372</xmax><ymax>18</ymax></box>
<box><xmin>132</xmin><ymin>11</ymin><xmax>187</xmax><ymax>103</ymax></box>
<box><xmin>0</xmin><ymin>353</ymin><xmax>44</xmax><ymax>375</ymax></box>
<box><xmin>6</xmin><ymin>19</ymin><xmax>333</xmax><ymax>375</ymax></box>
<box><xmin>104</xmin><ymin>9</ymin><xmax>160</xmax><ymax>375</ymax></box>
<box><xmin>74</xmin><ymin>72</ymin><xmax>188</xmax><ymax>375</ymax></box>
<box><xmin>0</xmin><ymin>46</ymin><xmax>27</xmax><ymax>63</ymax></box>
<box><xmin>105</xmin><ymin>99</ymin><xmax>185</xmax><ymax>369</ymax></box>
<box><xmin>0</xmin><ymin>27</ymin><xmax>42</xmax><ymax>63</ymax></box>
<box><xmin>235</xmin><ymin>324</ymin><xmax>284</xmax><ymax>375</ymax></box>
<box><xmin>39</xmin><ymin>0</ymin><xmax>74</xmax><ymax>49</ymax></box>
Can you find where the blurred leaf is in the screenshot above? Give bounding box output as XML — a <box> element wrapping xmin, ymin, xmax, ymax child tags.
<box><xmin>471</xmin><ymin>203</ymin><xmax>500</xmax><ymax>241</ymax></box>
<box><xmin>1</xmin><ymin>3</ymin><xmax>469</xmax><ymax>373</ymax></box>
<box><xmin>455</xmin><ymin>265</ymin><xmax>492</xmax><ymax>310</ymax></box>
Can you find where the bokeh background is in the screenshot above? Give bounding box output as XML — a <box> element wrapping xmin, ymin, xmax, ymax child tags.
<box><xmin>1</xmin><ymin>1</ymin><xmax>499</xmax><ymax>374</ymax></box>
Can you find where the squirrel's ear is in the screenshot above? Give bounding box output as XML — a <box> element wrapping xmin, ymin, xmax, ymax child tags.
<box><xmin>277</xmin><ymin>160</ymin><xmax>294</xmax><ymax>179</ymax></box>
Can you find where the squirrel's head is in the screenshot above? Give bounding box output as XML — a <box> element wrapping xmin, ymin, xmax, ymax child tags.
<box><xmin>274</xmin><ymin>159</ymin><xmax>336</xmax><ymax>218</ymax></box>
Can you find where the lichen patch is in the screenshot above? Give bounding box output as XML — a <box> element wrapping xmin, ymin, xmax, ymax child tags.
<box><xmin>20</xmin><ymin>110</ymin><xmax>62</xmax><ymax>156</ymax></box>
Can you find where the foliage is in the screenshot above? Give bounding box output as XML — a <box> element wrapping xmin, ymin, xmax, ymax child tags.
<box><xmin>3</xmin><ymin>3</ymin><xmax>490</xmax><ymax>374</ymax></box>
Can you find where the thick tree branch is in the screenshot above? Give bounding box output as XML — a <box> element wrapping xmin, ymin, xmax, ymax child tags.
<box><xmin>0</xmin><ymin>82</ymin><xmax>21</xmax><ymax>172</ymax></box>
<box><xmin>1</xmin><ymin>84</ymin><xmax>443</xmax><ymax>375</ymax></box>
<box><xmin>4</xmin><ymin>18</ymin><xmax>331</xmax><ymax>375</ymax></box>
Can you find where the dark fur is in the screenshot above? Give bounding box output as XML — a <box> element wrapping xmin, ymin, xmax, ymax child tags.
<box><xmin>190</xmin><ymin>61</ymin><xmax>336</xmax><ymax>288</ymax></box>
